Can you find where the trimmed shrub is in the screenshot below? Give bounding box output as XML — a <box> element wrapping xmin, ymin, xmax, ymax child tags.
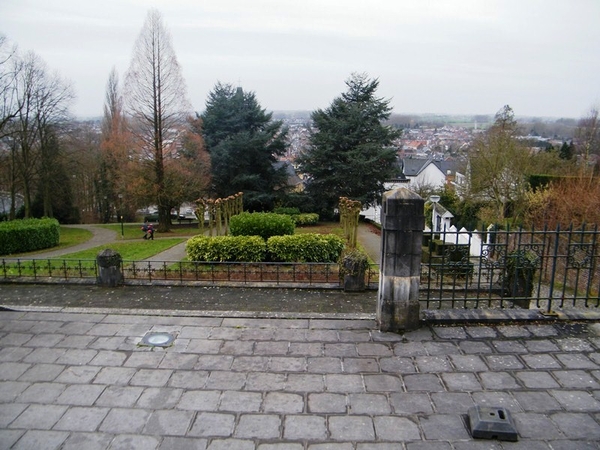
<box><xmin>267</xmin><ymin>233</ymin><xmax>344</xmax><ymax>262</ymax></box>
<box><xmin>273</xmin><ymin>207</ymin><xmax>300</xmax><ymax>215</ymax></box>
<box><xmin>185</xmin><ymin>235</ymin><xmax>266</xmax><ymax>262</ymax></box>
<box><xmin>292</xmin><ymin>213</ymin><xmax>319</xmax><ymax>226</ymax></box>
<box><xmin>0</xmin><ymin>218</ymin><xmax>60</xmax><ymax>255</ymax></box>
<box><xmin>230</xmin><ymin>212</ymin><xmax>295</xmax><ymax>241</ymax></box>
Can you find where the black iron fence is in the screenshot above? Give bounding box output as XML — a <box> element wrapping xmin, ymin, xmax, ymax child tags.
<box><xmin>1</xmin><ymin>258</ymin><xmax>98</xmax><ymax>281</ymax></box>
<box><xmin>3</xmin><ymin>224</ymin><xmax>599</xmax><ymax>313</ymax></box>
<box><xmin>421</xmin><ymin>224</ymin><xmax>600</xmax><ymax>312</ymax></box>
<box><xmin>0</xmin><ymin>258</ymin><xmax>380</xmax><ymax>289</ymax></box>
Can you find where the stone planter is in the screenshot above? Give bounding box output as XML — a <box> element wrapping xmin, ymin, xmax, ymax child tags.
<box><xmin>96</xmin><ymin>249</ymin><xmax>123</xmax><ymax>287</ymax></box>
<box><xmin>341</xmin><ymin>250</ymin><xmax>368</xmax><ymax>292</ymax></box>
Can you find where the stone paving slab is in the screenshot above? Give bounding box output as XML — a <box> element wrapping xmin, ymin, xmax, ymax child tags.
<box><xmin>1</xmin><ymin>309</ymin><xmax>600</xmax><ymax>449</ymax></box>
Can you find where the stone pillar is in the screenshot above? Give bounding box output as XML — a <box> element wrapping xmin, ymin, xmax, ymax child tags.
<box><xmin>96</xmin><ymin>249</ymin><xmax>123</xmax><ymax>287</ymax></box>
<box><xmin>377</xmin><ymin>188</ymin><xmax>424</xmax><ymax>332</ymax></box>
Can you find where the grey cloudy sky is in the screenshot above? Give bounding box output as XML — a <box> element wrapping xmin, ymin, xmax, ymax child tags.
<box><xmin>1</xmin><ymin>0</ymin><xmax>599</xmax><ymax>119</ymax></box>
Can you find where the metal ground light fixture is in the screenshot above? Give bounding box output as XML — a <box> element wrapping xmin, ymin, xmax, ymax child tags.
<box><xmin>140</xmin><ymin>332</ymin><xmax>176</xmax><ymax>348</ymax></box>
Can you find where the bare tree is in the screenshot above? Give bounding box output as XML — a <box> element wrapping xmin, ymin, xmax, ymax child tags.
<box><xmin>467</xmin><ymin>106</ymin><xmax>534</xmax><ymax>224</ymax></box>
<box><xmin>0</xmin><ymin>36</ymin><xmax>19</xmax><ymax>217</ymax></box>
<box><xmin>124</xmin><ymin>9</ymin><xmax>191</xmax><ymax>231</ymax></box>
<box><xmin>10</xmin><ymin>52</ymin><xmax>45</xmax><ymax>218</ymax></box>
<box><xmin>36</xmin><ymin>71</ymin><xmax>74</xmax><ymax>217</ymax></box>
<box><xmin>9</xmin><ymin>51</ymin><xmax>74</xmax><ymax>218</ymax></box>
<box><xmin>0</xmin><ymin>35</ymin><xmax>21</xmax><ymax>137</ymax></box>
<box><xmin>577</xmin><ymin>107</ymin><xmax>599</xmax><ymax>177</ymax></box>
<box><xmin>62</xmin><ymin>120</ymin><xmax>102</xmax><ymax>223</ymax></box>
<box><xmin>99</xmin><ymin>68</ymin><xmax>133</xmax><ymax>222</ymax></box>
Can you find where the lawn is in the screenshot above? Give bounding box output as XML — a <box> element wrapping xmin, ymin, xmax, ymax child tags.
<box><xmin>295</xmin><ymin>222</ymin><xmax>344</xmax><ymax>237</ymax></box>
<box><xmin>8</xmin><ymin>226</ymin><xmax>93</xmax><ymax>257</ymax></box>
<box><xmin>8</xmin><ymin>220</ymin><xmax>343</xmax><ymax>262</ymax></box>
<box><xmin>60</xmin><ymin>226</ymin><xmax>94</xmax><ymax>247</ymax></box>
<box><xmin>57</xmin><ymin>238</ymin><xmax>185</xmax><ymax>260</ymax></box>
<box><xmin>1</xmin><ymin>238</ymin><xmax>186</xmax><ymax>278</ymax></box>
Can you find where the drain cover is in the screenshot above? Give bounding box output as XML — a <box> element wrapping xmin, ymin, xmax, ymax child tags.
<box><xmin>468</xmin><ymin>405</ymin><xmax>518</xmax><ymax>441</ymax></box>
<box><xmin>140</xmin><ymin>332</ymin><xmax>175</xmax><ymax>347</ymax></box>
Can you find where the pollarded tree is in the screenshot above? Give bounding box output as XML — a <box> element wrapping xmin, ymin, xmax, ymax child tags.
<box><xmin>124</xmin><ymin>9</ymin><xmax>191</xmax><ymax>231</ymax></box>
<box><xmin>297</xmin><ymin>73</ymin><xmax>400</xmax><ymax>216</ymax></box>
<box><xmin>200</xmin><ymin>83</ymin><xmax>288</xmax><ymax>211</ymax></box>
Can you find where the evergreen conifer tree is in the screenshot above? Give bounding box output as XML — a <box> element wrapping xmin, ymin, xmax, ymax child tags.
<box><xmin>201</xmin><ymin>83</ymin><xmax>288</xmax><ymax>211</ymax></box>
<box><xmin>297</xmin><ymin>73</ymin><xmax>400</xmax><ymax>217</ymax></box>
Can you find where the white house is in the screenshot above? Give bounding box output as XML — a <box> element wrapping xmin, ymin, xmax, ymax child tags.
<box><xmin>401</xmin><ymin>158</ymin><xmax>452</xmax><ymax>190</ymax></box>
<box><xmin>430</xmin><ymin>201</ymin><xmax>454</xmax><ymax>233</ymax></box>
<box><xmin>361</xmin><ymin>158</ymin><xmax>457</xmax><ymax>223</ymax></box>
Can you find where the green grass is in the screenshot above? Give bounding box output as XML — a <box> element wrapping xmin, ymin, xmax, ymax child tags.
<box><xmin>9</xmin><ymin>226</ymin><xmax>93</xmax><ymax>257</ymax></box>
<box><xmin>2</xmin><ymin>238</ymin><xmax>185</xmax><ymax>277</ymax></box>
<box><xmin>296</xmin><ymin>222</ymin><xmax>344</xmax><ymax>237</ymax></box>
<box><xmin>59</xmin><ymin>227</ymin><xmax>94</xmax><ymax>247</ymax></box>
<box><xmin>57</xmin><ymin>238</ymin><xmax>185</xmax><ymax>260</ymax></box>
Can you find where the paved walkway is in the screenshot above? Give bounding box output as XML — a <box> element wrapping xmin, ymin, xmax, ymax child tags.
<box><xmin>16</xmin><ymin>225</ymin><xmax>119</xmax><ymax>259</ymax></box>
<box><xmin>3</xmin><ymin>222</ymin><xmax>600</xmax><ymax>448</ymax></box>
<box><xmin>1</xmin><ymin>308</ymin><xmax>599</xmax><ymax>449</ymax></box>
<box><xmin>357</xmin><ymin>223</ymin><xmax>381</xmax><ymax>264</ymax></box>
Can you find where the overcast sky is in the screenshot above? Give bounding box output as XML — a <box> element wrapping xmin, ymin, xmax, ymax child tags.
<box><xmin>2</xmin><ymin>0</ymin><xmax>599</xmax><ymax>119</ymax></box>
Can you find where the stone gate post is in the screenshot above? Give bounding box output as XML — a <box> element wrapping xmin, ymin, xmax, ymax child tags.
<box><xmin>378</xmin><ymin>188</ymin><xmax>424</xmax><ymax>332</ymax></box>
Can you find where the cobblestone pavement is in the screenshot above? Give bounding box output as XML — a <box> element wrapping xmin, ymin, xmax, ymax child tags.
<box><xmin>1</xmin><ymin>308</ymin><xmax>600</xmax><ymax>449</ymax></box>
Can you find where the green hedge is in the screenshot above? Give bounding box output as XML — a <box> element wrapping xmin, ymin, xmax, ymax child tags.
<box><xmin>291</xmin><ymin>213</ymin><xmax>319</xmax><ymax>226</ymax></box>
<box><xmin>186</xmin><ymin>232</ymin><xmax>345</xmax><ymax>263</ymax></box>
<box><xmin>230</xmin><ymin>212</ymin><xmax>295</xmax><ymax>241</ymax></box>
<box><xmin>185</xmin><ymin>235</ymin><xmax>266</xmax><ymax>262</ymax></box>
<box><xmin>273</xmin><ymin>207</ymin><xmax>300</xmax><ymax>215</ymax></box>
<box><xmin>267</xmin><ymin>233</ymin><xmax>344</xmax><ymax>262</ymax></box>
<box><xmin>0</xmin><ymin>218</ymin><xmax>60</xmax><ymax>256</ymax></box>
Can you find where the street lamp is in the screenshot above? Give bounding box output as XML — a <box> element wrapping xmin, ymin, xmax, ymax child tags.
<box><xmin>103</xmin><ymin>195</ymin><xmax>108</xmax><ymax>223</ymax></box>
<box><xmin>118</xmin><ymin>194</ymin><xmax>124</xmax><ymax>236</ymax></box>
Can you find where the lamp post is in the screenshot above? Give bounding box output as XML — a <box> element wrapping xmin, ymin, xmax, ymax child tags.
<box><xmin>118</xmin><ymin>194</ymin><xmax>124</xmax><ymax>237</ymax></box>
<box><xmin>103</xmin><ymin>196</ymin><xmax>107</xmax><ymax>223</ymax></box>
<box><xmin>429</xmin><ymin>195</ymin><xmax>440</xmax><ymax>234</ymax></box>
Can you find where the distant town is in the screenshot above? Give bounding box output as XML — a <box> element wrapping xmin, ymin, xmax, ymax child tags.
<box><xmin>277</xmin><ymin>110</ymin><xmax>579</xmax><ymax>166</ymax></box>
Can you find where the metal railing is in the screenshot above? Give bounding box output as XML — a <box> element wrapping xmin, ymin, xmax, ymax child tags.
<box><xmin>421</xmin><ymin>224</ymin><xmax>600</xmax><ymax>312</ymax></box>
<box><xmin>1</xmin><ymin>258</ymin><xmax>99</xmax><ymax>281</ymax></box>
<box><xmin>7</xmin><ymin>224</ymin><xmax>597</xmax><ymax>313</ymax></box>
<box><xmin>1</xmin><ymin>258</ymin><xmax>380</xmax><ymax>289</ymax></box>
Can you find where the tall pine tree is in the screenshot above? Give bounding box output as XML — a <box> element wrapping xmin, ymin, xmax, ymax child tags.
<box><xmin>200</xmin><ymin>83</ymin><xmax>288</xmax><ymax>211</ymax></box>
<box><xmin>297</xmin><ymin>73</ymin><xmax>400</xmax><ymax>217</ymax></box>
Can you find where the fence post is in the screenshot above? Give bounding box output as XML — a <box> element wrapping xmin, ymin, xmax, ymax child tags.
<box><xmin>378</xmin><ymin>188</ymin><xmax>424</xmax><ymax>332</ymax></box>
